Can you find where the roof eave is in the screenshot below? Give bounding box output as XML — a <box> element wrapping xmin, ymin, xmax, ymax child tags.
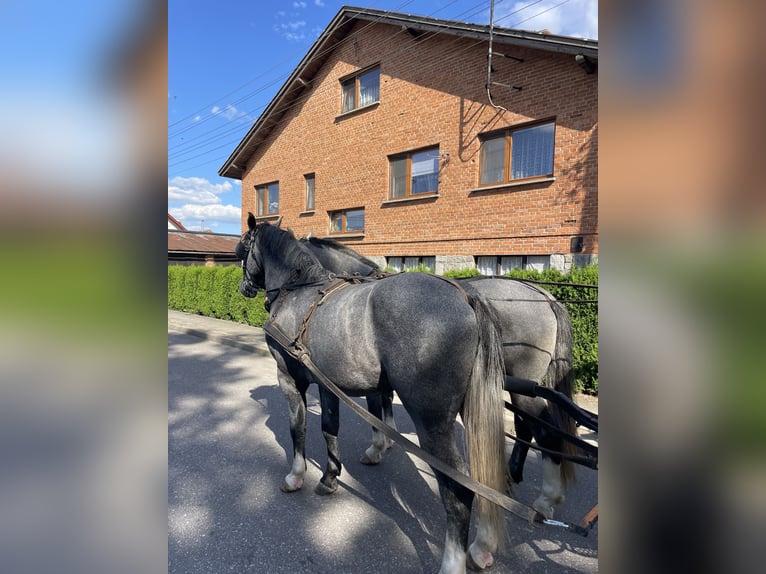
<box><xmin>218</xmin><ymin>5</ymin><xmax>598</xmax><ymax>180</ymax></box>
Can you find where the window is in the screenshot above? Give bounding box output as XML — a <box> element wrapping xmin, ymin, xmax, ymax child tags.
<box><xmin>480</xmin><ymin>121</ymin><xmax>555</xmax><ymax>185</ymax></box>
<box><xmin>255</xmin><ymin>182</ymin><xmax>279</xmax><ymax>216</ymax></box>
<box><xmin>389</xmin><ymin>147</ymin><xmax>439</xmax><ymax>199</ymax></box>
<box><xmin>341</xmin><ymin>66</ymin><xmax>380</xmax><ymax>113</ymax></box>
<box><xmin>387</xmin><ymin>256</ymin><xmax>435</xmax><ymax>272</ymax></box>
<box><xmin>329</xmin><ymin>208</ymin><xmax>364</xmax><ymax>234</ymax></box>
<box><xmin>476</xmin><ymin>255</ymin><xmax>550</xmax><ymax>275</ymax></box>
<box><xmin>304</xmin><ymin>173</ymin><xmax>315</xmax><ymax>211</ymax></box>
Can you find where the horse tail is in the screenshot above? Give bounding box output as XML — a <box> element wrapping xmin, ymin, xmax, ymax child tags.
<box><xmin>547</xmin><ymin>300</ymin><xmax>578</xmax><ymax>485</ymax></box>
<box><xmin>463</xmin><ymin>289</ymin><xmax>508</xmax><ymax>546</ymax></box>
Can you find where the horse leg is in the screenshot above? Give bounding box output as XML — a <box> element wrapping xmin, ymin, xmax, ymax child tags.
<box><xmin>529</xmin><ymin>409</ymin><xmax>566</xmax><ymax>519</ymax></box>
<box><xmin>315</xmin><ymin>389</ymin><xmax>342</xmax><ymax>495</ymax></box>
<box><xmin>381</xmin><ymin>391</ymin><xmax>396</xmax><ymax>449</ymax></box>
<box><xmin>276</xmin><ymin>371</ymin><xmax>308</xmax><ymax>493</ymax></box>
<box><xmin>417</xmin><ymin>425</ymin><xmax>474</xmax><ymax>574</ymax></box>
<box><xmin>508</xmin><ymin>411</ymin><xmax>534</xmax><ymax>485</ymax></box>
<box><xmin>361</xmin><ymin>393</ymin><xmax>394</xmax><ymax>465</ymax></box>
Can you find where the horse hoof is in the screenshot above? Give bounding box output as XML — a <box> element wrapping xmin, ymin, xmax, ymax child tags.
<box><xmin>360</xmin><ymin>452</ymin><xmax>381</xmax><ymax>465</ymax></box>
<box><xmin>280</xmin><ymin>474</ymin><xmax>303</xmax><ymax>493</ymax></box>
<box><xmin>532</xmin><ymin>499</ymin><xmax>554</xmax><ymax>519</ymax></box>
<box><xmin>314</xmin><ymin>481</ymin><xmax>338</xmax><ymax>496</ymax></box>
<box><xmin>467</xmin><ymin>550</ymin><xmax>494</xmax><ymax>571</ymax></box>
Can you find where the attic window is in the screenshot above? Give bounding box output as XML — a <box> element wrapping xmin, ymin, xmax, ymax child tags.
<box><xmin>340</xmin><ymin>66</ymin><xmax>380</xmax><ymax>113</ymax></box>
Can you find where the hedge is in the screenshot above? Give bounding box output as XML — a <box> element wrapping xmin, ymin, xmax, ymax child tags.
<box><xmin>168</xmin><ymin>265</ymin><xmax>269</xmax><ymax>327</ymax></box>
<box><xmin>168</xmin><ymin>264</ymin><xmax>598</xmax><ymax>394</ymax></box>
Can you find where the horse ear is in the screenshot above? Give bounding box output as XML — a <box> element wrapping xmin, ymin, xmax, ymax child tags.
<box><xmin>275</xmin><ymin>216</ymin><xmax>283</xmax><ymax>228</ymax></box>
<box><xmin>247</xmin><ymin>212</ymin><xmax>256</xmax><ymax>232</ymax></box>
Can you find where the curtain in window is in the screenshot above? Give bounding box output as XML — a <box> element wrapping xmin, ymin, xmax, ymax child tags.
<box><xmin>256</xmin><ymin>189</ymin><xmax>265</xmax><ymax>216</ymax></box>
<box><xmin>525</xmin><ymin>255</ymin><xmax>550</xmax><ymax>271</ymax></box>
<box><xmin>387</xmin><ymin>257</ymin><xmax>403</xmax><ymax>272</ymax></box>
<box><xmin>410</xmin><ymin>149</ymin><xmax>439</xmax><ymax>194</ymax></box>
<box><xmin>305</xmin><ymin>176</ymin><xmax>315</xmax><ymax>210</ymax></box>
<box><xmin>511</xmin><ymin>123</ymin><xmax>554</xmax><ymax>179</ymax></box>
<box><xmin>480</xmin><ymin>136</ymin><xmax>506</xmax><ymax>184</ymax></box>
<box><xmin>330</xmin><ymin>213</ymin><xmax>343</xmax><ymax>233</ymax></box>
<box><xmin>421</xmin><ymin>257</ymin><xmax>435</xmax><ymax>272</ymax></box>
<box><xmin>390</xmin><ymin>157</ymin><xmax>407</xmax><ymax>198</ymax></box>
<box><xmin>500</xmin><ymin>256</ymin><xmax>523</xmax><ymax>274</ymax></box>
<box><xmin>358</xmin><ymin>68</ymin><xmax>380</xmax><ymax>107</ymax></box>
<box><xmin>404</xmin><ymin>257</ymin><xmax>420</xmax><ymax>271</ymax></box>
<box><xmin>476</xmin><ymin>256</ymin><xmax>496</xmax><ymax>276</ymax></box>
<box><xmin>341</xmin><ymin>80</ymin><xmax>355</xmax><ymax>112</ymax></box>
<box><xmin>267</xmin><ymin>183</ymin><xmax>279</xmax><ymax>214</ymax></box>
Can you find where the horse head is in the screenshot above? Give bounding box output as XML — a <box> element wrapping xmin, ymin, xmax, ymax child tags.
<box><xmin>235</xmin><ymin>212</ymin><xmax>265</xmax><ymax>298</ymax></box>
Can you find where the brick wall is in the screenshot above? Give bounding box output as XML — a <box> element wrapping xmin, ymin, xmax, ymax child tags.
<box><xmin>241</xmin><ymin>21</ymin><xmax>597</xmax><ymax>263</ymax></box>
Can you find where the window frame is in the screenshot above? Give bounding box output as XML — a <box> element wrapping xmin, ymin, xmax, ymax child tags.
<box><xmin>304</xmin><ymin>173</ymin><xmax>315</xmax><ymax>212</ymax></box>
<box><xmin>255</xmin><ymin>181</ymin><xmax>279</xmax><ymax>216</ymax></box>
<box><xmin>339</xmin><ymin>65</ymin><xmax>380</xmax><ymax>114</ymax></box>
<box><xmin>388</xmin><ymin>145</ymin><xmax>440</xmax><ymax>199</ymax></box>
<box><xmin>328</xmin><ymin>207</ymin><xmax>365</xmax><ymax>235</ymax></box>
<box><xmin>479</xmin><ymin>119</ymin><xmax>556</xmax><ymax>187</ymax></box>
<box><xmin>475</xmin><ymin>255</ymin><xmax>550</xmax><ymax>275</ymax></box>
<box><xmin>386</xmin><ymin>256</ymin><xmax>435</xmax><ymax>273</ymax></box>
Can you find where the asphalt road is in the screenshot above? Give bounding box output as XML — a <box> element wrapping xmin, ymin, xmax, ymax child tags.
<box><xmin>169</xmin><ymin>324</ymin><xmax>598</xmax><ymax>573</ymax></box>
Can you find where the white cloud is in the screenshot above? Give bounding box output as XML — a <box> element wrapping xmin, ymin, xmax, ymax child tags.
<box><xmin>501</xmin><ymin>0</ymin><xmax>598</xmax><ymax>39</ymax></box>
<box><xmin>293</xmin><ymin>1</ymin><xmax>307</xmax><ymax>8</ymax></box>
<box><xmin>211</xmin><ymin>103</ymin><xmax>253</xmax><ymax>122</ymax></box>
<box><xmin>168</xmin><ymin>176</ymin><xmax>233</xmax><ymax>204</ymax></box>
<box><xmin>280</xmin><ymin>20</ymin><xmax>306</xmax><ymax>31</ymax></box>
<box><xmin>314</xmin><ymin>0</ymin><xmax>325</xmax><ymax>6</ymax></box>
<box><xmin>169</xmin><ymin>204</ymin><xmax>242</xmax><ymax>228</ymax></box>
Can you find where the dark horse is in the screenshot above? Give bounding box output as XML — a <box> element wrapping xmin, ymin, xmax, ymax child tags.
<box><xmin>237</xmin><ymin>215</ymin><xmax>508</xmax><ymax>573</ymax></box>
<box><xmin>300</xmin><ymin>235</ymin><xmax>578</xmax><ymax>519</ymax></box>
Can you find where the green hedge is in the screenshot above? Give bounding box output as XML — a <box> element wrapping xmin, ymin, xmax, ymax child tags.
<box><xmin>168</xmin><ymin>263</ymin><xmax>598</xmax><ymax>394</ymax></box>
<box><xmin>168</xmin><ymin>265</ymin><xmax>270</xmax><ymax>327</ymax></box>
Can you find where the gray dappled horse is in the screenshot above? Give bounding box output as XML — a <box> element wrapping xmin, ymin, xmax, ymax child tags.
<box><xmin>237</xmin><ymin>215</ymin><xmax>508</xmax><ymax>573</ymax></box>
<box><xmin>300</xmin><ymin>235</ymin><xmax>578</xmax><ymax>520</ymax></box>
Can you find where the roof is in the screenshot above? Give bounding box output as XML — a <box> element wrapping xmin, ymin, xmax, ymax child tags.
<box><xmin>219</xmin><ymin>5</ymin><xmax>598</xmax><ymax>180</ymax></box>
<box><xmin>168</xmin><ymin>230</ymin><xmax>241</xmax><ymax>255</ymax></box>
<box><xmin>168</xmin><ymin>213</ymin><xmax>187</xmax><ymax>231</ymax></box>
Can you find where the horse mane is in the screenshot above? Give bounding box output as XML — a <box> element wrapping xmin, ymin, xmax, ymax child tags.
<box><xmin>259</xmin><ymin>223</ymin><xmax>327</xmax><ymax>281</ymax></box>
<box><xmin>305</xmin><ymin>236</ymin><xmax>381</xmax><ymax>271</ymax></box>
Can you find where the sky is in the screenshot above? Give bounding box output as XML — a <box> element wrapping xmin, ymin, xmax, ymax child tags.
<box><xmin>169</xmin><ymin>0</ymin><xmax>598</xmax><ymax>235</ymax></box>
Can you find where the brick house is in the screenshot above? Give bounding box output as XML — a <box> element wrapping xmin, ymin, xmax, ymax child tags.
<box><xmin>219</xmin><ymin>6</ymin><xmax>597</xmax><ymax>274</ymax></box>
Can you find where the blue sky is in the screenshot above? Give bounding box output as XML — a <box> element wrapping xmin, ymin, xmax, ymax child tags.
<box><xmin>169</xmin><ymin>0</ymin><xmax>598</xmax><ymax>234</ymax></box>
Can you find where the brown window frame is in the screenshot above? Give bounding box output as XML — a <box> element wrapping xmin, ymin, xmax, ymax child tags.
<box><xmin>255</xmin><ymin>181</ymin><xmax>279</xmax><ymax>216</ymax></box>
<box><xmin>479</xmin><ymin>119</ymin><xmax>556</xmax><ymax>186</ymax></box>
<box><xmin>340</xmin><ymin>65</ymin><xmax>380</xmax><ymax>114</ymax></box>
<box><xmin>388</xmin><ymin>145</ymin><xmax>440</xmax><ymax>199</ymax></box>
<box><xmin>304</xmin><ymin>173</ymin><xmax>315</xmax><ymax>211</ymax></box>
<box><xmin>329</xmin><ymin>208</ymin><xmax>365</xmax><ymax>235</ymax></box>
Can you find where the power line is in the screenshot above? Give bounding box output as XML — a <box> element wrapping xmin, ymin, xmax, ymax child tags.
<box><xmin>168</xmin><ymin>0</ymin><xmax>584</xmax><ymax>173</ymax></box>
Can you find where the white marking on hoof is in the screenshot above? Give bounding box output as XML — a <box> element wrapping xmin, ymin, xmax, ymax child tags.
<box><xmin>467</xmin><ymin>546</ymin><xmax>494</xmax><ymax>571</ymax></box>
<box><xmin>280</xmin><ymin>473</ymin><xmax>303</xmax><ymax>492</ymax></box>
<box><xmin>360</xmin><ymin>446</ymin><xmax>383</xmax><ymax>465</ymax></box>
<box><xmin>533</xmin><ymin>458</ymin><xmax>565</xmax><ymax>518</ymax></box>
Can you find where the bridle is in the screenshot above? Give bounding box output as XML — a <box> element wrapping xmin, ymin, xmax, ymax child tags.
<box><xmin>237</xmin><ymin>230</ymin><xmax>264</xmax><ymax>298</ymax></box>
